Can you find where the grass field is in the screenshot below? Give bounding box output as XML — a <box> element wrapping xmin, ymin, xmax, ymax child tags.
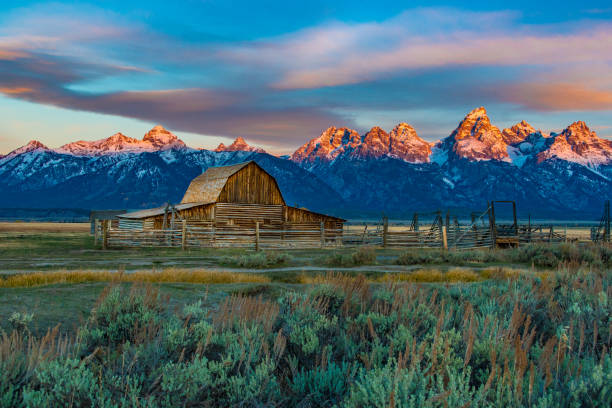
<box><xmin>0</xmin><ymin>223</ymin><xmax>610</xmax><ymax>406</ymax></box>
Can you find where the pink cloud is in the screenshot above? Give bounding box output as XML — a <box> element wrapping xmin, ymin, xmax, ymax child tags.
<box><xmin>497</xmin><ymin>83</ymin><xmax>612</xmax><ymax>111</ymax></box>
<box><xmin>219</xmin><ymin>10</ymin><xmax>612</xmax><ymax>90</ymax></box>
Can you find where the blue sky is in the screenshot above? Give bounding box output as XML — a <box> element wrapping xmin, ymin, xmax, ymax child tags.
<box><xmin>1</xmin><ymin>0</ymin><xmax>611</xmax><ymax>154</ymax></box>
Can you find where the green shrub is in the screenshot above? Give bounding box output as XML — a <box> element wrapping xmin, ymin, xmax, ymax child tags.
<box><xmin>221</xmin><ymin>251</ymin><xmax>293</xmax><ymax>268</ymax></box>
<box><xmin>290</xmin><ymin>360</ymin><xmax>357</xmax><ymax>406</ymax></box>
<box><xmin>395</xmin><ymin>249</ymin><xmax>440</xmax><ymax>265</ymax></box>
<box><xmin>1</xmin><ymin>268</ymin><xmax>610</xmax><ymax>406</ymax></box>
<box><xmin>77</xmin><ymin>285</ymin><xmax>165</xmax><ymax>353</ymax></box>
<box><xmin>325</xmin><ymin>247</ymin><xmax>376</xmax><ymax>267</ymax></box>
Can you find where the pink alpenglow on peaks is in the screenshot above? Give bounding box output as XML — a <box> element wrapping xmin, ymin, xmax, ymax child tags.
<box><xmin>446</xmin><ymin>106</ymin><xmax>510</xmax><ymax>162</ymax></box>
<box><xmin>291</xmin><ymin>127</ymin><xmax>361</xmax><ymax>163</ymax></box>
<box><xmin>214</xmin><ymin>137</ymin><xmax>266</xmax><ymax>153</ymax></box>
<box><xmin>1</xmin><ymin>140</ymin><xmax>49</xmax><ymax>161</ymax></box>
<box><xmin>388</xmin><ymin>123</ymin><xmax>432</xmax><ymax>163</ymax></box>
<box><xmin>55</xmin><ymin>126</ymin><xmax>187</xmax><ymax>156</ymax></box>
<box><xmin>537</xmin><ymin>121</ymin><xmax>612</xmax><ymax>166</ymax></box>
<box><xmin>3</xmin><ymin>110</ymin><xmax>612</xmax><ymax>171</ymax></box>
<box><xmin>142</xmin><ymin>125</ymin><xmax>186</xmax><ymax>149</ymax></box>
<box><xmin>291</xmin><ymin>123</ymin><xmax>431</xmax><ymax>164</ymax></box>
<box><xmin>501</xmin><ymin>120</ymin><xmax>538</xmax><ymax>145</ymax></box>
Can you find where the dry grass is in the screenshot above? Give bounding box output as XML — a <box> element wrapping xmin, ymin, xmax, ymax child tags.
<box><xmin>0</xmin><ymin>268</ymin><xmax>270</xmax><ymax>288</ymax></box>
<box><xmin>378</xmin><ymin>268</ymin><xmax>482</xmax><ymax>283</ymax></box>
<box><xmin>378</xmin><ymin>266</ymin><xmax>536</xmax><ymax>283</ymax></box>
<box><xmin>0</xmin><ymin>222</ymin><xmax>89</xmax><ymax>233</ymax></box>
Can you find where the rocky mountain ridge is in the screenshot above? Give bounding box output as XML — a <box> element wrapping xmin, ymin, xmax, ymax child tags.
<box><xmin>1</xmin><ymin>108</ymin><xmax>611</xmax><ymax>218</ymax></box>
<box><xmin>215</xmin><ymin>137</ymin><xmax>265</xmax><ymax>153</ymax></box>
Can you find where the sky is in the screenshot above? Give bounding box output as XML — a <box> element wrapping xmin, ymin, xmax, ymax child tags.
<box><xmin>0</xmin><ymin>0</ymin><xmax>611</xmax><ymax>155</ymax></box>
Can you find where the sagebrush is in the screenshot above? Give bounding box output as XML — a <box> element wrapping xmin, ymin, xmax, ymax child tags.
<box><xmin>1</xmin><ymin>269</ymin><xmax>610</xmax><ymax>407</ymax></box>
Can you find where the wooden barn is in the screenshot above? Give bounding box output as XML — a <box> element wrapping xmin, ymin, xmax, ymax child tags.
<box><xmin>116</xmin><ymin>161</ymin><xmax>345</xmax><ymax>247</ymax></box>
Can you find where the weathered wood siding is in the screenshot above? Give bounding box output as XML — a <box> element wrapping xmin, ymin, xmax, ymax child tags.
<box><xmin>146</xmin><ymin>203</ymin><xmax>214</xmax><ymax>229</ymax></box>
<box><xmin>285</xmin><ymin>206</ymin><xmax>343</xmax><ymax>229</ymax></box>
<box><xmin>215</xmin><ymin>203</ymin><xmax>283</xmax><ymax>225</ymax></box>
<box><xmin>218</xmin><ymin>162</ymin><xmax>285</xmax><ymax>205</ymax></box>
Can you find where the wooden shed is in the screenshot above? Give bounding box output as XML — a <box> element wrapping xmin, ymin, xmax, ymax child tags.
<box><xmin>117</xmin><ymin>161</ymin><xmax>345</xmax><ymax>245</ymax></box>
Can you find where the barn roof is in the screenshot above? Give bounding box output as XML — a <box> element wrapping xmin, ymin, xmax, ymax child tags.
<box><xmin>288</xmin><ymin>206</ymin><xmax>346</xmax><ymax>222</ymax></box>
<box><xmin>118</xmin><ymin>202</ymin><xmax>212</xmax><ymax>219</ymax></box>
<box><xmin>181</xmin><ymin>161</ymin><xmax>267</xmax><ymax>204</ymax></box>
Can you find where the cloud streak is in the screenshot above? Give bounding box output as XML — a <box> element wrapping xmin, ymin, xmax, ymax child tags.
<box><xmin>496</xmin><ymin>83</ymin><xmax>612</xmax><ymax>111</ymax></box>
<box><xmin>0</xmin><ymin>4</ymin><xmax>611</xmax><ymax>153</ymax></box>
<box><xmin>221</xmin><ymin>13</ymin><xmax>612</xmax><ymax>90</ymax></box>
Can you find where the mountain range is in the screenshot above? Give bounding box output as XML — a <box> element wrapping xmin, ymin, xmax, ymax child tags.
<box><xmin>1</xmin><ymin>107</ymin><xmax>610</xmax><ymax>219</ymax></box>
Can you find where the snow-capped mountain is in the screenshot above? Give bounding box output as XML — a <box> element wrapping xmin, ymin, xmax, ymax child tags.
<box><xmin>288</xmin><ymin>107</ymin><xmax>612</xmax><ymax>217</ymax></box>
<box><xmin>502</xmin><ymin>120</ymin><xmax>539</xmax><ymax>145</ymax></box>
<box><xmin>1</xmin><ymin>111</ymin><xmax>611</xmax><ymax>218</ymax></box>
<box><xmin>433</xmin><ymin>107</ymin><xmax>510</xmax><ymax>163</ymax></box>
<box><xmin>0</xmin><ymin>148</ymin><xmax>345</xmax><ymax>213</ymax></box>
<box><xmin>291</xmin><ymin>123</ymin><xmax>431</xmax><ymax>166</ymax></box>
<box><xmin>215</xmin><ymin>137</ymin><xmax>266</xmax><ymax>153</ymax></box>
<box><xmin>291</xmin><ymin>127</ymin><xmax>361</xmax><ymax>164</ymax></box>
<box><xmin>537</xmin><ymin>121</ymin><xmax>612</xmax><ymax>166</ymax></box>
<box><xmin>1</xmin><ymin>140</ymin><xmax>49</xmax><ymax>162</ymax></box>
<box><xmin>54</xmin><ymin>126</ymin><xmax>187</xmax><ymax>156</ymax></box>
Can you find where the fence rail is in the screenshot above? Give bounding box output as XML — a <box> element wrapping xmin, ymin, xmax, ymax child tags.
<box><xmin>96</xmin><ymin>218</ymin><xmax>573</xmax><ymax>251</ymax></box>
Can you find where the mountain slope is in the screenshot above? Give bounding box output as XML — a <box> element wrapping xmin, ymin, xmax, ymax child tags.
<box><xmin>0</xmin><ymin>148</ymin><xmax>346</xmax><ymax>214</ymax></box>
<box><xmin>2</xmin><ymin>112</ymin><xmax>611</xmax><ymax>219</ymax></box>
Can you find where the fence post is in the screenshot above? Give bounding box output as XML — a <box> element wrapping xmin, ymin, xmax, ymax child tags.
<box><xmin>382</xmin><ymin>217</ymin><xmax>388</xmax><ymax>248</ymax></box>
<box><xmin>255</xmin><ymin>221</ymin><xmax>260</xmax><ymax>251</ymax></box>
<box><xmin>320</xmin><ymin>221</ymin><xmax>325</xmax><ymax>248</ymax></box>
<box><xmin>549</xmin><ymin>225</ymin><xmax>553</xmax><ymax>243</ymax></box>
<box><xmin>181</xmin><ymin>220</ymin><xmax>187</xmax><ymax>250</ymax></box>
<box><xmin>564</xmin><ymin>225</ymin><xmax>567</xmax><ymax>243</ymax></box>
<box><xmin>94</xmin><ymin>219</ymin><xmax>100</xmax><ymax>243</ymax></box>
<box><xmin>442</xmin><ymin>225</ymin><xmax>448</xmax><ymax>250</ymax></box>
<box><xmin>102</xmin><ymin>220</ymin><xmax>109</xmax><ymax>250</ymax></box>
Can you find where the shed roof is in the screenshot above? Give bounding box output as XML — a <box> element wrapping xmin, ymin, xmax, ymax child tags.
<box><xmin>118</xmin><ymin>202</ymin><xmax>212</xmax><ymax>219</ymax></box>
<box><xmin>288</xmin><ymin>206</ymin><xmax>346</xmax><ymax>222</ymax></box>
<box><xmin>181</xmin><ymin>161</ymin><xmax>256</xmax><ymax>204</ymax></box>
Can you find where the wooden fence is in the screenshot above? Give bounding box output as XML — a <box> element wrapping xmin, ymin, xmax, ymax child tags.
<box><xmin>95</xmin><ymin>219</ymin><xmax>568</xmax><ymax>251</ymax></box>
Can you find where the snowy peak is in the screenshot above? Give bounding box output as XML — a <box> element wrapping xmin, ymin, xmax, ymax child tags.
<box><xmin>142</xmin><ymin>125</ymin><xmax>186</xmax><ymax>149</ymax></box>
<box><xmin>54</xmin><ymin>126</ymin><xmax>188</xmax><ymax>156</ymax></box>
<box><xmin>355</xmin><ymin>127</ymin><xmax>390</xmax><ymax>158</ymax></box>
<box><xmin>291</xmin><ymin>126</ymin><xmax>361</xmax><ymax>163</ymax></box>
<box><xmin>388</xmin><ymin>123</ymin><xmax>431</xmax><ymax>163</ymax></box>
<box><xmin>57</xmin><ymin>133</ymin><xmax>144</xmax><ymax>155</ymax></box>
<box><xmin>538</xmin><ymin>121</ymin><xmax>612</xmax><ymax>166</ymax></box>
<box><xmin>2</xmin><ymin>140</ymin><xmax>49</xmax><ymax>161</ymax></box>
<box><xmin>502</xmin><ymin>120</ymin><xmax>537</xmax><ymax>145</ymax></box>
<box><xmin>20</xmin><ymin>140</ymin><xmax>49</xmax><ymax>153</ymax></box>
<box><xmin>464</xmin><ymin>106</ymin><xmax>488</xmax><ymax>120</ymax></box>
<box><xmin>215</xmin><ymin>137</ymin><xmax>265</xmax><ymax>153</ymax></box>
<box><xmin>292</xmin><ymin>123</ymin><xmax>430</xmax><ymax>164</ymax></box>
<box><xmin>444</xmin><ymin>107</ymin><xmax>509</xmax><ymax>162</ymax></box>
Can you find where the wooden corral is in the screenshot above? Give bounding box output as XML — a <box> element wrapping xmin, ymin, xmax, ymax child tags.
<box><xmin>114</xmin><ymin>161</ymin><xmax>345</xmax><ymax>248</ymax></box>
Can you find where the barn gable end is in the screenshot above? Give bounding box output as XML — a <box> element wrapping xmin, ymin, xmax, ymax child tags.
<box><xmin>181</xmin><ymin>161</ymin><xmax>285</xmax><ymax>206</ymax></box>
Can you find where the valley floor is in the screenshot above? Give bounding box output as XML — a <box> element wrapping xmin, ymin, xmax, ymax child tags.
<box><xmin>0</xmin><ymin>222</ymin><xmax>610</xmax><ymax>406</ymax></box>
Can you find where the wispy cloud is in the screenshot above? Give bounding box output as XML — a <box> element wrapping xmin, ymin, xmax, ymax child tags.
<box><xmin>0</xmin><ymin>4</ymin><xmax>611</xmax><ymax>152</ymax></box>
<box><xmin>221</xmin><ymin>11</ymin><xmax>612</xmax><ymax>90</ymax></box>
<box><xmin>496</xmin><ymin>83</ymin><xmax>612</xmax><ymax>111</ymax></box>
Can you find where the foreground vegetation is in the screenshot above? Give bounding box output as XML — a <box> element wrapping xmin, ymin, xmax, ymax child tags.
<box><xmin>1</xmin><ymin>269</ymin><xmax>610</xmax><ymax>407</ymax></box>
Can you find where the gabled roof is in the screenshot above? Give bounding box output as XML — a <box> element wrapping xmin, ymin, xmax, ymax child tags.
<box><xmin>181</xmin><ymin>161</ymin><xmax>265</xmax><ymax>204</ymax></box>
<box><xmin>118</xmin><ymin>202</ymin><xmax>212</xmax><ymax>219</ymax></box>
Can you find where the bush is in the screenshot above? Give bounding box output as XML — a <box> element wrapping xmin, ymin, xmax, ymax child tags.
<box><xmin>1</xmin><ymin>269</ymin><xmax>610</xmax><ymax>407</ymax></box>
<box><xmin>221</xmin><ymin>251</ymin><xmax>293</xmax><ymax>268</ymax></box>
<box><xmin>325</xmin><ymin>247</ymin><xmax>376</xmax><ymax>267</ymax></box>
